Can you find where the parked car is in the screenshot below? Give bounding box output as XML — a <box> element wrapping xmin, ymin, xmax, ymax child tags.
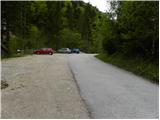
<box><xmin>58</xmin><ymin>48</ymin><xmax>71</xmax><ymax>54</ymax></box>
<box><xmin>71</xmin><ymin>48</ymin><xmax>80</xmax><ymax>54</ymax></box>
<box><xmin>33</xmin><ymin>48</ymin><xmax>54</xmax><ymax>55</ymax></box>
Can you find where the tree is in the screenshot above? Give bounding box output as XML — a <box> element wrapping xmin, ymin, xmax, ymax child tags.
<box><xmin>104</xmin><ymin>1</ymin><xmax>159</xmax><ymax>62</ymax></box>
<box><xmin>58</xmin><ymin>28</ymin><xmax>82</xmax><ymax>48</ymax></box>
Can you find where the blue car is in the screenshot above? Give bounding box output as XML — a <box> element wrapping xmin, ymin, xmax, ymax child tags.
<box><xmin>71</xmin><ymin>48</ymin><xmax>80</xmax><ymax>54</ymax></box>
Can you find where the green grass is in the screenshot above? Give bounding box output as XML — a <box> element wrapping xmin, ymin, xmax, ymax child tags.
<box><xmin>95</xmin><ymin>54</ymin><xmax>159</xmax><ymax>83</ymax></box>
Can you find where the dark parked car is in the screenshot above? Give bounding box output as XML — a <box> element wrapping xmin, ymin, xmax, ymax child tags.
<box><xmin>33</xmin><ymin>48</ymin><xmax>54</xmax><ymax>55</ymax></box>
<box><xmin>71</xmin><ymin>48</ymin><xmax>80</xmax><ymax>54</ymax></box>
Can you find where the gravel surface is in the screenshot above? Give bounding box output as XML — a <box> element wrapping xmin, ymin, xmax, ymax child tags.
<box><xmin>1</xmin><ymin>54</ymin><xmax>89</xmax><ymax>119</ymax></box>
<box><xmin>69</xmin><ymin>54</ymin><xmax>159</xmax><ymax>119</ymax></box>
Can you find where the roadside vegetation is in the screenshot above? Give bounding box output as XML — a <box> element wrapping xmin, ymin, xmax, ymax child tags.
<box><xmin>95</xmin><ymin>1</ymin><xmax>159</xmax><ymax>82</ymax></box>
<box><xmin>1</xmin><ymin>54</ymin><xmax>28</xmax><ymax>60</ymax></box>
<box><xmin>2</xmin><ymin>1</ymin><xmax>158</xmax><ymax>81</ymax></box>
<box><xmin>1</xmin><ymin>49</ymin><xmax>32</xmax><ymax>59</ymax></box>
<box><xmin>96</xmin><ymin>54</ymin><xmax>158</xmax><ymax>83</ymax></box>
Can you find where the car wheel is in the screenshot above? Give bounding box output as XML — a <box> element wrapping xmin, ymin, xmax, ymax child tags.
<box><xmin>49</xmin><ymin>52</ymin><xmax>53</xmax><ymax>55</ymax></box>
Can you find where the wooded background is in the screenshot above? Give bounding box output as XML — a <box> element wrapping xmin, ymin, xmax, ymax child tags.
<box><xmin>1</xmin><ymin>1</ymin><xmax>159</xmax><ymax>63</ymax></box>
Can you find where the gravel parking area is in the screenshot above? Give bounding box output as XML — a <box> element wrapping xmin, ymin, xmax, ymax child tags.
<box><xmin>1</xmin><ymin>54</ymin><xmax>89</xmax><ymax>119</ymax></box>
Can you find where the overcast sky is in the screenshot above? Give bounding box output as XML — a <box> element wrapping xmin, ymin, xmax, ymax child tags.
<box><xmin>82</xmin><ymin>0</ymin><xmax>110</xmax><ymax>12</ymax></box>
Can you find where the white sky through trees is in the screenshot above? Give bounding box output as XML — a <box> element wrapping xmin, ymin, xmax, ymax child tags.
<box><xmin>82</xmin><ymin>0</ymin><xmax>110</xmax><ymax>12</ymax></box>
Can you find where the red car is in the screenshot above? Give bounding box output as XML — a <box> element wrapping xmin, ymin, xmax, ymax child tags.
<box><xmin>33</xmin><ymin>48</ymin><xmax>54</xmax><ymax>55</ymax></box>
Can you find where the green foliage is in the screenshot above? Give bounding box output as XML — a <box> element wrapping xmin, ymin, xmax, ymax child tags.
<box><xmin>8</xmin><ymin>36</ymin><xmax>19</xmax><ymax>54</ymax></box>
<box><xmin>104</xmin><ymin>1</ymin><xmax>159</xmax><ymax>62</ymax></box>
<box><xmin>58</xmin><ymin>28</ymin><xmax>82</xmax><ymax>48</ymax></box>
<box><xmin>26</xmin><ymin>25</ymin><xmax>41</xmax><ymax>49</ymax></box>
<box><xmin>2</xmin><ymin>1</ymin><xmax>101</xmax><ymax>53</ymax></box>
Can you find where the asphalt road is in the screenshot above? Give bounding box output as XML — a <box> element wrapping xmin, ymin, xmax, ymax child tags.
<box><xmin>68</xmin><ymin>54</ymin><xmax>159</xmax><ymax>119</ymax></box>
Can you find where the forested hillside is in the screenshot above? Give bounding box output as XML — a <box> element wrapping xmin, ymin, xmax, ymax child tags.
<box><xmin>2</xmin><ymin>1</ymin><xmax>103</xmax><ymax>54</ymax></box>
<box><xmin>2</xmin><ymin>1</ymin><xmax>158</xmax><ymax>59</ymax></box>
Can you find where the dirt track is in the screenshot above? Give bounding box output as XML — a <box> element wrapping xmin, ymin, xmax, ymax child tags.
<box><xmin>1</xmin><ymin>54</ymin><xmax>89</xmax><ymax>119</ymax></box>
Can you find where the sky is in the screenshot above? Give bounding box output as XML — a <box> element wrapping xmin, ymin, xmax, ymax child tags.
<box><xmin>82</xmin><ymin>0</ymin><xmax>110</xmax><ymax>13</ymax></box>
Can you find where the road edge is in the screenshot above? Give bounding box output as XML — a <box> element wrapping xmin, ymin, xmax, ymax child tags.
<box><xmin>67</xmin><ymin>59</ymin><xmax>92</xmax><ymax>119</ymax></box>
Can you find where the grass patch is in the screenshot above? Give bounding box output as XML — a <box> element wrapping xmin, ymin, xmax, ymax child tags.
<box><xmin>1</xmin><ymin>53</ymin><xmax>29</xmax><ymax>60</ymax></box>
<box><xmin>95</xmin><ymin>54</ymin><xmax>159</xmax><ymax>83</ymax></box>
<box><xmin>2</xmin><ymin>49</ymin><xmax>33</xmax><ymax>60</ymax></box>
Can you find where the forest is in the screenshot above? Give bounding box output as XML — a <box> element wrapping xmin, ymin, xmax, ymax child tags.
<box><xmin>1</xmin><ymin>1</ymin><xmax>159</xmax><ymax>81</ymax></box>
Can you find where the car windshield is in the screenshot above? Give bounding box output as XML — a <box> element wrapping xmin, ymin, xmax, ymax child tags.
<box><xmin>41</xmin><ymin>48</ymin><xmax>46</xmax><ymax>50</ymax></box>
<box><xmin>73</xmin><ymin>48</ymin><xmax>79</xmax><ymax>50</ymax></box>
<box><xmin>41</xmin><ymin>48</ymin><xmax>51</xmax><ymax>50</ymax></box>
<box><xmin>61</xmin><ymin>48</ymin><xmax>67</xmax><ymax>50</ymax></box>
